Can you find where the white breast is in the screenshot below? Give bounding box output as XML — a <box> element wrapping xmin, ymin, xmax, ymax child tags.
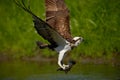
<box><xmin>54</xmin><ymin>41</ymin><xmax>71</xmax><ymax>53</ymax></box>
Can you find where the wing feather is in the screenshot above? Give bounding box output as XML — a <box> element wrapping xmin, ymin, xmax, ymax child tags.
<box><xmin>45</xmin><ymin>0</ymin><xmax>74</xmax><ymax>43</ymax></box>
<box><xmin>14</xmin><ymin>0</ymin><xmax>67</xmax><ymax>47</ymax></box>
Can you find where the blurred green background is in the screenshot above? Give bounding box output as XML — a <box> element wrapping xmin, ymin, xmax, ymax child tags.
<box><xmin>0</xmin><ymin>0</ymin><xmax>120</xmax><ymax>59</ymax></box>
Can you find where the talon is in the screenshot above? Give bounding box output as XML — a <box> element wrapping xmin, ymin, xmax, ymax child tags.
<box><xmin>57</xmin><ymin>67</ymin><xmax>71</xmax><ymax>74</ymax></box>
<box><xmin>57</xmin><ymin>67</ymin><xmax>64</xmax><ymax>71</ymax></box>
<box><xmin>57</xmin><ymin>60</ymin><xmax>76</xmax><ymax>74</ymax></box>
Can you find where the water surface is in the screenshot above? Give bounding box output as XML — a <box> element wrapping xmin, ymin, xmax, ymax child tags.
<box><xmin>0</xmin><ymin>60</ymin><xmax>120</xmax><ymax>80</ymax></box>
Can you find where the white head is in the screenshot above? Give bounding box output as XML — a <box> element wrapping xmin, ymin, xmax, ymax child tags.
<box><xmin>73</xmin><ymin>37</ymin><xmax>83</xmax><ymax>46</ymax></box>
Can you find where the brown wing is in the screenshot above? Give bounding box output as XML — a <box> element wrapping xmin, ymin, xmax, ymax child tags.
<box><xmin>14</xmin><ymin>0</ymin><xmax>68</xmax><ymax>48</ymax></box>
<box><xmin>45</xmin><ymin>0</ymin><xmax>74</xmax><ymax>43</ymax></box>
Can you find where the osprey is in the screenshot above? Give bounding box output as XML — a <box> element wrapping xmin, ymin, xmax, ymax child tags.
<box><xmin>14</xmin><ymin>0</ymin><xmax>83</xmax><ymax>73</ymax></box>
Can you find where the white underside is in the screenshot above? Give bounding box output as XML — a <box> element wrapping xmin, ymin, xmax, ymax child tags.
<box><xmin>53</xmin><ymin>37</ymin><xmax>83</xmax><ymax>69</ymax></box>
<box><xmin>54</xmin><ymin>40</ymin><xmax>71</xmax><ymax>69</ymax></box>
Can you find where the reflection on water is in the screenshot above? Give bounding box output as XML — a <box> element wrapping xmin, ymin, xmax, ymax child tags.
<box><xmin>0</xmin><ymin>60</ymin><xmax>120</xmax><ymax>80</ymax></box>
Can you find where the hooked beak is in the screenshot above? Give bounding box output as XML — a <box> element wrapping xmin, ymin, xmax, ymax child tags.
<box><xmin>80</xmin><ymin>37</ymin><xmax>84</xmax><ymax>42</ymax></box>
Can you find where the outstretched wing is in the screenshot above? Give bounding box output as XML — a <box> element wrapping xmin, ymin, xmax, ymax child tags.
<box><xmin>14</xmin><ymin>0</ymin><xmax>67</xmax><ymax>47</ymax></box>
<box><xmin>45</xmin><ymin>0</ymin><xmax>74</xmax><ymax>43</ymax></box>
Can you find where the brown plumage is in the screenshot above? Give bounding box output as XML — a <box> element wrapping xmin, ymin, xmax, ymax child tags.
<box><xmin>45</xmin><ymin>0</ymin><xmax>74</xmax><ymax>43</ymax></box>
<box><xmin>14</xmin><ymin>0</ymin><xmax>83</xmax><ymax>73</ymax></box>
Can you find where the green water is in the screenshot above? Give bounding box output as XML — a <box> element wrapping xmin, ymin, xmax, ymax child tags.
<box><xmin>0</xmin><ymin>61</ymin><xmax>120</xmax><ymax>80</ymax></box>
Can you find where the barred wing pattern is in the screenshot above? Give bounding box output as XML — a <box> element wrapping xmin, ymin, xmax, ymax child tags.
<box><xmin>45</xmin><ymin>0</ymin><xmax>74</xmax><ymax>43</ymax></box>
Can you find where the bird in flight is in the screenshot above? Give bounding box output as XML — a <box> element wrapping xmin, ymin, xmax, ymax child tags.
<box><xmin>14</xmin><ymin>0</ymin><xmax>83</xmax><ymax>73</ymax></box>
